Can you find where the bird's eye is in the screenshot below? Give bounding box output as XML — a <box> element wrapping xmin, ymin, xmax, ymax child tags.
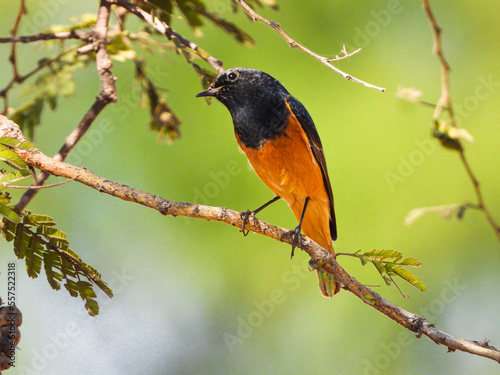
<box><xmin>227</xmin><ymin>72</ymin><xmax>238</xmax><ymax>81</ymax></box>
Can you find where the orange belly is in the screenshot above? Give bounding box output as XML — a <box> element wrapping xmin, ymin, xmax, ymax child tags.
<box><xmin>236</xmin><ymin>116</ymin><xmax>334</xmax><ymax>253</ymax></box>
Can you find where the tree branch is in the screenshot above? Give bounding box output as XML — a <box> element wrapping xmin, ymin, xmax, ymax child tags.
<box><xmin>1</xmin><ymin>115</ymin><xmax>499</xmax><ymax>364</ymax></box>
<box><xmin>115</xmin><ymin>0</ymin><xmax>224</xmax><ymax>73</ymax></box>
<box><xmin>15</xmin><ymin>0</ymin><xmax>117</xmax><ymax>210</ymax></box>
<box><xmin>421</xmin><ymin>0</ymin><xmax>500</xmax><ymax>242</ymax></box>
<box><xmin>234</xmin><ymin>0</ymin><xmax>385</xmax><ymax>92</ymax></box>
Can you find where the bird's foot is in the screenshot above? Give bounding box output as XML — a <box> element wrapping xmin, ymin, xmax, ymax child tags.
<box><xmin>281</xmin><ymin>225</ymin><xmax>302</xmax><ymax>259</ymax></box>
<box><xmin>240</xmin><ymin>210</ymin><xmax>254</xmax><ymax>236</ymax></box>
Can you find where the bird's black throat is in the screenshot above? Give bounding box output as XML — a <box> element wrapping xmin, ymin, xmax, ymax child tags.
<box><xmin>225</xmin><ymin>89</ymin><xmax>291</xmax><ymax>149</ymax></box>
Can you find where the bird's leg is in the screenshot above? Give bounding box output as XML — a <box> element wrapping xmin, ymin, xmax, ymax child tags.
<box><xmin>240</xmin><ymin>195</ymin><xmax>281</xmax><ymax>236</ymax></box>
<box><xmin>282</xmin><ymin>197</ymin><xmax>310</xmax><ymax>259</ymax></box>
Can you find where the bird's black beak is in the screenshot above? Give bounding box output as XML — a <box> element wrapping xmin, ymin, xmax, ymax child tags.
<box><xmin>195</xmin><ymin>86</ymin><xmax>221</xmax><ymax>98</ymax></box>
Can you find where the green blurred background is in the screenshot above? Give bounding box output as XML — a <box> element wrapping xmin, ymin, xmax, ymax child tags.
<box><xmin>1</xmin><ymin>0</ymin><xmax>500</xmax><ymax>374</ymax></box>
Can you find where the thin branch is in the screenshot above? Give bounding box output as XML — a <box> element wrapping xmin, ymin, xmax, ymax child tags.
<box><xmin>421</xmin><ymin>0</ymin><xmax>454</xmax><ymax>124</ymax></box>
<box><xmin>15</xmin><ymin>0</ymin><xmax>117</xmax><ymax>210</ymax></box>
<box><xmin>0</xmin><ymin>30</ymin><xmax>90</xmax><ymax>44</ymax></box>
<box><xmin>459</xmin><ymin>151</ymin><xmax>500</xmax><ymax>241</ymax></box>
<box><xmin>234</xmin><ymin>0</ymin><xmax>385</xmax><ymax>92</ymax></box>
<box><xmin>4</xmin><ymin>178</ymin><xmax>74</xmax><ymax>190</ymax></box>
<box><xmin>1</xmin><ymin>115</ymin><xmax>499</xmax><ymax>363</ymax></box>
<box><xmin>421</xmin><ymin>0</ymin><xmax>500</xmax><ymax>242</ymax></box>
<box><xmin>115</xmin><ymin>0</ymin><xmax>224</xmax><ymax>73</ymax></box>
<box><xmin>1</xmin><ymin>0</ymin><xmax>27</xmax><ymax>113</ymax></box>
<box><xmin>9</xmin><ymin>0</ymin><xmax>27</xmax><ymax>81</ymax></box>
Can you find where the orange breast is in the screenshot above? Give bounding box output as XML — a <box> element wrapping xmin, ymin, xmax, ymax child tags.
<box><xmin>236</xmin><ymin>114</ymin><xmax>334</xmax><ymax>253</ymax></box>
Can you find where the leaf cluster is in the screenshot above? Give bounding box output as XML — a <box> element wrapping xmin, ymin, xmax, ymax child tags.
<box><xmin>0</xmin><ymin>137</ymin><xmax>111</xmax><ymax>316</ymax></box>
<box><xmin>343</xmin><ymin>249</ymin><xmax>426</xmax><ymax>295</ymax></box>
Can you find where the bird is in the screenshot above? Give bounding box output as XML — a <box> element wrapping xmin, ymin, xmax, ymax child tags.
<box><xmin>196</xmin><ymin>67</ymin><xmax>340</xmax><ymax>297</ymax></box>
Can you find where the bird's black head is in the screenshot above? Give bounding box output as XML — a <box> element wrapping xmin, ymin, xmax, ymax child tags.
<box><xmin>196</xmin><ymin>67</ymin><xmax>288</xmax><ymax>110</ymax></box>
<box><xmin>196</xmin><ymin>67</ymin><xmax>292</xmax><ymax>148</ymax></box>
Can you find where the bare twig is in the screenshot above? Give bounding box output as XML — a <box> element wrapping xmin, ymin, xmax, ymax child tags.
<box><xmin>4</xmin><ymin>178</ymin><xmax>74</xmax><ymax>189</ymax></box>
<box><xmin>459</xmin><ymin>151</ymin><xmax>500</xmax><ymax>241</ymax></box>
<box><xmin>421</xmin><ymin>0</ymin><xmax>454</xmax><ymax>124</ymax></box>
<box><xmin>116</xmin><ymin>0</ymin><xmax>224</xmax><ymax>73</ymax></box>
<box><xmin>0</xmin><ymin>30</ymin><xmax>90</xmax><ymax>44</ymax></box>
<box><xmin>9</xmin><ymin>0</ymin><xmax>27</xmax><ymax>81</ymax></box>
<box><xmin>421</xmin><ymin>0</ymin><xmax>500</xmax><ymax>242</ymax></box>
<box><xmin>15</xmin><ymin>0</ymin><xmax>117</xmax><ymax>210</ymax></box>
<box><xmin>0</xmin><ymin>114</ymin><xmax>498</xmax><ymax>363</ymax></box>
<box><xmin>234</xmin><ymin>0</ymin><xmax>385</xmax><ymax>92</ymax></box>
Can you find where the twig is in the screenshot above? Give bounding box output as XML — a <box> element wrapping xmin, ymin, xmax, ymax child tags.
<box><xmin>9</xmin><ymin>0</ymin><xmax>27</xmax><ymax>81</ymax></box>
<box><xmin>421</xmin><ymin>0</ymin><xmax>500</xmax><ymax>242</ymax></box>
<box><xmin>115</xmin><ymin>0</ymin><xmax>224</xmax><ymax>73</ymax></box>
<box><xmin>15</xmin><ymin>0</ymin><xmax>117</xmax><ymax>210</ymax></box>
<box><xmin>234</xmin><ymin>0</ymin><xmax>385</xmax><ymax>92</ymax></box>
<box><xmin>421</xmin><ymin>0</ymin><xmax>454</xmax><ymax>125</ymax></box>
<box><xmin>459</xmin><ymin>151</ymin><xmax>500</xmax><ymax>241</ymax></box>
<box><xmin>0</xmin><ymin>30</ymin><xmax>90</xmax><ymax>44</ymax></box>
<box><xmin>1</xmin><ymin>115</ymin><xmax>499</xmax><ymax>364</ymax></box>
<box><xmin>4</xmin><ymin>178</ymin><xmax>74</xmax><ymax>189</ymax></box>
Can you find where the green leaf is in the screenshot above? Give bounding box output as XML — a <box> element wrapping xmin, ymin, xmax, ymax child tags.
<box><xmin>399</xmin><ymin>257</ymin><xmax>422</xmax><ymax>267</ymax></box>
<box><xmin>363</xmin><ymin>249</ymin><xmax>402</xmax><ymax>260</ymax></box>
<box><xmin>391</xmin><ymin>266</ymin><xmax>427</xmax><ymax>292</ymax></box>
<box><xmin>64</xmin><ymin>279</ymin><xmax>79</xmax><ymax>298</ymax></box>
<box><xmin>44</xmin><ymin>251</ymin><xmax>62</xmax><ymax>290</ymax></box>
<box><xmin>0</xmin><ymin>204</ymin><xmax>20</xmax><ymax>224</ymax></box>
<box><xmin>0</xmin><ymin>169</ymin><xmax>31</xmax><ymax>185</ymax></box>
<box><xmin>0</xmin><ymin>137</ymin><xmax>20</xmax><ymax>147</ymax></box>
<box><xmin>3</xmin><ymin>211</ymin><xmax>112</xmax><ymax>315</ymax></box>
<box><xmin>85</xmin><ymin>298</ymin><xmax>99</xmax><ymax>317</ymax></box>
<box><xmin>0</xmin><ymin>145</ymin><xmax>27</xmax><ymax>169</ymax></box>
<box><xmin>23</xmin><ymin>213</ymin><xmax>56</xmax><ymax>226</ymax></box>
<box><xmin>1</xmin><ymin>218</ymin><xmax>17</xmax><ymax>241</ymax></box>
<box><xmin>25</xmin><ymin>234</ymin><xmax>43</xmax><ymax>278</ymax></box>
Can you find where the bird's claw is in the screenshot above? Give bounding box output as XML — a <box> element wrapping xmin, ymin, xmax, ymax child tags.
<box><xmin>281</xmin><ymin>226</ymin><xmax>301</xmax><ymax>259</ymax></box>
<box><xmin>240</xmin><ymin>210</ymin><xmax>253</xmax><ymax>236</ymax></box>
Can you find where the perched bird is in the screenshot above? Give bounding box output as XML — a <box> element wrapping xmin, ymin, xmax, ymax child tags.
<box><xmin>196</xmin><ymin>67</ymin><xmax>340</xmax><ymax>297</ymax></box>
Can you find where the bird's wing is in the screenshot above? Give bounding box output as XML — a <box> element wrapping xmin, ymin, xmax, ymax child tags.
<box><xmin>285</xmin><ymin>96</ymin><xmax>337</xmax><ymax>241</ymax></box>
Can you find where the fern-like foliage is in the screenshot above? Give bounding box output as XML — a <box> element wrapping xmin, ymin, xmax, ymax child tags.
<box><xmin>341</xmin><ymin>249</ymin><xmax>426</xmax><ymax>296</ymax></box>
<box><xmin>0</xmin><ymin>137</ymin><xmax>111</xmax><ymax>316</ymax></box>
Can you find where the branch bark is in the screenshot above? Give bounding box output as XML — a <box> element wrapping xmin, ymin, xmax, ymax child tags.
<box><xmin>0</xmin><ymin>115</ymin><xmax>498</xmax><ymax>364</ymax></box>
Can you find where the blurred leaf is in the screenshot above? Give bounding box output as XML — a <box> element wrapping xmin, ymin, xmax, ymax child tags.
<box><xmin>47</xmin><ymin>13</ymin><xmax>97</xmax><ymax>33</ymax></box>
<box><xmin>432</xmin><ymin>120</ymin><xmax>463</xmax><ymax>151</ymax></box>
<box><xmin>9</xmin><ymin>97</ymin><xmax>44</xmax><ymax>140</ymax></box>
<box><xmin>108</xmin><ymin>35</ymin><xmax>137</xmax><ymax>62</ymax></box>
<box><xmin>396</xmin><ymin>86</ymin><xmax>424</xmax><ymax>103</ymax></box>
<box><xmin>405</xmin><ymin>204</ymin><xmax>462</xmax><ymax>226</ymax></box>
<box><xmin>135</xmin><ymin>60</ymin><xmax>181</xmax><ymax>142</ymax></box>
